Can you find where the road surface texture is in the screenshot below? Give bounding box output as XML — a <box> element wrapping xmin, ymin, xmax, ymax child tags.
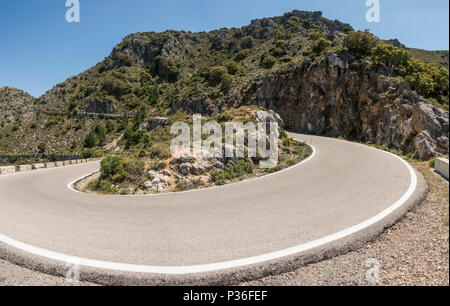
<box><xmin>0</xmin><ymin>134</ymin><xmax>427</xmax><ymax>285</ymax></box>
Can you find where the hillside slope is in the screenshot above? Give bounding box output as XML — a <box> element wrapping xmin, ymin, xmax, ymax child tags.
<box><xmin>409</xmin><ymin>49</ymin><xmax>449</xmax><ymax>69</ymax></box>
<box><xmin>0</xmin><ymin>10</ymin><xmax>448</xmax><ymax>160</ymax></box>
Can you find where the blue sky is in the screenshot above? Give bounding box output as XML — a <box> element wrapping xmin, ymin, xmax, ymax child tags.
<box><xmin>0</xmin><ymin>0</ymin><xmax>448</xmax><ymax>97</ymax></box>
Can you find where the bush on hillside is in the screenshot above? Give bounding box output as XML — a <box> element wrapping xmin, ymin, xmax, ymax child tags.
<box><xmin>241</xmin><ymin>36</ymin><xmax>254</xmax><ymax>49</ymax></box>
<box><xmin>406</xmin><ymin>59</ymin><xmax>449</xmax><ymax>103</ymax></box>
<box><xmin>261</xmin><ymin>55</ymin><xmax>276</xmax><ymax>69</ymax></box>
<box><xmin>100</xmin><ymin>155</ymin><xmax>127</xmax><ymax>183</ymax></box>
<box><xmin>208</xmin><ymin>66</ymin><xmax>228</xmax><ymax>86</ymax></box>
<box><xmin>372</xmin><ymin>44</ymin><xmax>411</xmax><ymax>68</ymax></box>
<box><xmin>235</xmin><ymin>49</ymin><xmax>251</xmax><ymax>61</ymax></box>
<box><xmin>226</xmin><ymin>61</ymin><xmax>242</xmax><ymax>75</ymax></box>
<box><xmin>311</xmin><ymin>38</ymin><xmax>331</xmax><ymax>54</ymax></box>
<box><xmin>343</xmin><ymin>30</ymin><xmax>379</xmax><ymax>57</ymax></box>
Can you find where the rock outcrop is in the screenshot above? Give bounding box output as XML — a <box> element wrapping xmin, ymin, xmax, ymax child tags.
<box><xmin>0</xmin><ymin>87</ymin><xmax>35</xmax><ymax>119</ymax></box>
<box><xmin>241</xmin><ymin>54</ymin><xmax>448</xmax><ymax>159</ymax></box>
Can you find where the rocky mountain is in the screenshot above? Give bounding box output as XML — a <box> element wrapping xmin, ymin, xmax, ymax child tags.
<box><xmin>0</xmin><ymin>87</ymin><xmax>35</xmax><ymax>119</ymax></box>
<box><xmin>1</xmin><ymin>10</ymin><xmax>449</xmax><ymax>159</ymax></box>
<box><xmin>242</xmin><ymin>55</ymin><xmax>448</xmax><ymax>159</ymax></box>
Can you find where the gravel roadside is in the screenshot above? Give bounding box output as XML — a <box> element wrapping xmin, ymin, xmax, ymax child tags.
<box><xmin>0</xmin><ymin>260</ymin><xmax>96</xmax><ymax>286</ymax></box>
<box><xmin>0</xmin><ymin>161</ymin><xmax>447</xmax><ymax>286</ymax></box>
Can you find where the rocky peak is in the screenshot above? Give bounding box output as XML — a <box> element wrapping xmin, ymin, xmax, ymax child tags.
<box><xmin>0</xmin><ymin>87</ymin><xmax>35</xmax><ymax>119</ymax></box>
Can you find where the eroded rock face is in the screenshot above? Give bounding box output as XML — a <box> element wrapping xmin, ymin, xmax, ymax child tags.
<box><xmin>0</xmin><ymin>87</ymin><xmax>35</xmax><ymax>119</ymax></box>
<box><xmin>83</xmin><ymin>97</ymin><xmax>115</xmax><ymax>114</ymax></box>
<box><xmin>242</xmin><ymin>54</ymin><xmax>449</xmax><ymax>159</ymax></box>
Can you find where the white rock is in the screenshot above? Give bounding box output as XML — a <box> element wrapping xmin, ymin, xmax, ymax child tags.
<box><xmin>147</xmin><ymin>170</ymin><xmax>158</xmax><ymax>180</ymax></box>
<box><xmin>161</xmin><ymin>169</ymin><xmax>172</xmax><ymax>176</ymax></box>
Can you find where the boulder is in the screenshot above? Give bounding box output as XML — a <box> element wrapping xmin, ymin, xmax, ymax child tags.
<box><xmin>161</xmin><ymin>169</ymin><xmax>172</xmax><ymax>176</ymax></box>
<box><xmin>141</xmin><ymin>181</ymin><xmax>153</xmax><ymax>190</ymax></box>
<box><xmin>153</xmin><ymin>183</ymin><xmax>166</xmax><ymax>193</ymax></box>
<box><xmin>414</xmin><ymin>131</ymin><xmax>437</xmax><ymax>160</ymax></box>
<box><xmin>214</xmin><ymin>161</ymin><xmax>224</xmax><ymax>169</ymax></box>
<box><xmin>147</xmin><ymin>170</ymin><xmax>158</xmax><ymax>180</ymax></box>
<box><xmin>179</xmin><ymin>164</ymin><xmax>193</xmax><ymax>176</ymax></box>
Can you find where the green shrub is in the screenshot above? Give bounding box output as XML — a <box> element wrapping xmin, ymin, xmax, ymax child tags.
<box><xmin>38</xmin><ymin>143</ymin><xmax>46</xmax><ymax>154</ymax></box>
<box><xmin>106</xmin><ymin>120</ymin><xmax>116</xmax><ymax>133</ymax></box>
<box><xmin>342</xmin><ymin>25</ymin><xmax>353</xmax><ymax>34</ymax></box>
<box><xmin>81</xmin><ymin>149</ymin><xmax>95</xmax><ymax>158</ymax></box>
<box><xmin>120</xmin><ymin>189</ymin><xmax>130</xmax><ymax>195</ymax></box>
<box><xmin>84</xmin><ymin>130</ymin><xmax>98</xmax><ymax>148</ymax></box>
<box><xmin>311</xmin><ymin>38</ymin><xmax>331</xmax><ymax>54</ymax></box>
<box><xmin>270</xmin><ymin>47</ymin><xmax>287</xmax><ymax>57</ymax></box>
<box><xmin>235</xmin><ymin>49</ymin><xmax>250</xmax><ymax>61</ymax></box>
<box><xmin>282</xmin><ymin>137</ymin><xmax>292</xmax><ymax>147</ymax></box>
<box><xmin>308</xmin><ymin>30</ymin><xmax>324</xmax><ymax>41</ymax></box>
<box><xmin>148</xmin><ymin>142</ymin><xmax>171</xmax><ymax>159</ymax></box>
<box><xmin>241</xmin><ymin>36</ymin><xmax>254</xmax><ymax>49</ymax></box>
<box><xmin>175</xmin><ymin>178</ymin><xmax>203</xmax><ymax>191</ymax></box>
<box><xmin>175</xmin><ymin>180</ymin><xmax>189</xmax><ymax>191</ymax></box>
<box><xmin>117</xmin><ymin>117</ymin><xmax>129</xmax><ymax>132</ymax></box>
<box><xmin>101</xmin><ymin>76</ymin><xmax>131</xmax><ymax>97</ymax></box>
<box><xmin>121</xmin><ymin>156</ymin><xmax>144</xmax><ymax>183</ymax></box>
<box><xmin>286</xmin><ymin>160</ymin><xmax>296</xmax><ymax>166</ymax></box>
<box><xmin>226</xmin><ymin>61</ymin><xmax>242</xmax><ymax>75</ymax></box>
<box><xmin>221</xmin><ymin>74</ymin><xmax>234</xmax><ymax>92</ymax></box>
<box><xmin>208</xmin><ymin>66</ymin><xmax>228</xmax><ymax>86</ymax></box>
<box><xmin>150</xmin><ymin>161</ymin><xmax>167</xmax><ymax>171</ymax></box>
<box><xmin>406</xmin><ymin>59</ymin><xmax>449</xmax><ymax>102</ymax></box>
<box><xmin>156</xmin><ymin>56</ymin><xmax>181</xmax><ymax>82</ymax></box>
<box><xmin>275</xmin><ymin>40</ymin><xmax>287</xmax><ymax>49</ymax></box>
<box><xmin>100</xmin><ymin>156</ymin><xmax>127</xmax><ymax>183</ymax></box>
<box><xmin>429</xmin><ymin>158</ymin><xmax>436</xmax><ymax>168</ymax></box>
<box><xmin>279</xmin><ymin>57</ymin><xmax>293</xmax><ymax>63</ymax></box>
<box><xmin>261</xmin><ymin>55</ymin><xmax>276</xmax><ymax>69</ymax></box>
<box><xmin>84</xmin><ymin>124</ymin><xmax>108</xmax><ymax>148</ymax></box>
<box><xmin>113</xmin><ymin>52</ymin><xmax>133</xmax><ymax>67</ymax></box>
<box><xmin>343</xmin><ymin>30</ymin><xmax>379</xmax><ymax>57</ymax></box>
<box><xmin>372</xmin><ymin>44</ymin><xmax>411</xmax><ymax>68</ymax></box>
<box><xmin>124</xmin><ymin>129</ymin><xmax>151</xmax><ymax>149</ymax></box>
<box><xmin>210</xmin><ymin>160</ymin><xmax>254</xmax><ymax>185</ymax></box>
<box><xmin>94</xmin><ymin>124</ymin><xmax>107</xmax><ymax>146</ymax></box>
<box><xmin>98</xmin><ymin>179</ymin><xmax>113</xmax><ymax>193</ymax></box>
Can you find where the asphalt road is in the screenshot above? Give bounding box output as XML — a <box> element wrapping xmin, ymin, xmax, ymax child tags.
<box><xmin>0</xmin><ymin>134</ymin><xmax>426</xmax><ymax>285</ymax></box>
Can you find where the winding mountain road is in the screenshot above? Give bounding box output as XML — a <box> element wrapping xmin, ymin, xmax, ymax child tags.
<box><xmin>0</xmin><ymin>134</ymin><xmax>427</xmax><ymax>285</ymax></box>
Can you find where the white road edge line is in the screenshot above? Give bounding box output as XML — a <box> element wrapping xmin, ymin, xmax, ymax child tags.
<box><xmin>0</xmin><ymin>142</ymin><xmax>417</xmax><ymax>275</ymax></box>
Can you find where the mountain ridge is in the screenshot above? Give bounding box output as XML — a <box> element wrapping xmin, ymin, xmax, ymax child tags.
<box><xmin>0</xmin><ymin>10</ymin><xmax>448</xmax><ymax>160</ymax></box>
